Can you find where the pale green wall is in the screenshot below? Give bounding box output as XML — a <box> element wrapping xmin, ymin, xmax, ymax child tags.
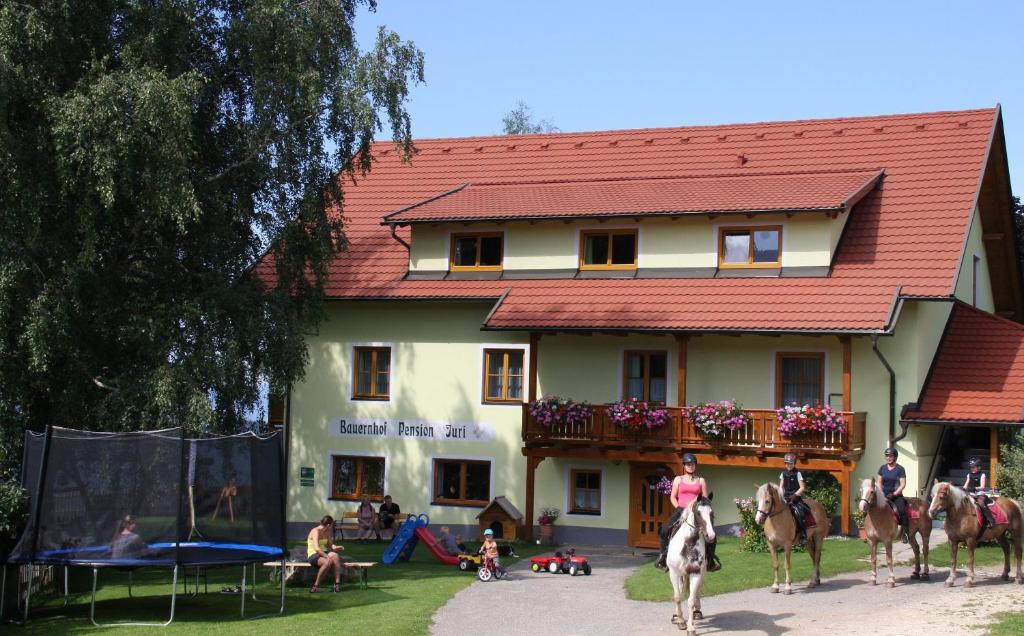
<box><xmin>288</xmin><ymin>301</ymin><xmax>528</xmax><ymax>526</ymax></box>
<box><xmin>288</xmin><ymin>297</ymin><xmax>956</xmax><ymax>533</ymax></box>
<box><xmin>408</xmin><ymin>215</ymin><xmax>843</xmax><ymax>271</ymax></box>
<box><xmin>954</xmin><ymin>208</ymin><xmax>996</xmax><ymax>312</ymax></box>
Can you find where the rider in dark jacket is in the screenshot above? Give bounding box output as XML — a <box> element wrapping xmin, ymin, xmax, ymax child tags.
<box><xmin>964</xmin><ymin>457</ymin><xmax>995</xmax><ymax>529</ymax></box>
<box><xmin>878</xmin><ymin>447</ymin><xmax>909</xmax><ymax>543</ymax></box>
<box><xmin>779</xmin><ymin>453</ymin><xmax>808</xmax><ymax>544</ymax></box>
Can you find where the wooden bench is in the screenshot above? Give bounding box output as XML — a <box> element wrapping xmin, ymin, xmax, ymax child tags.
<box><xmin>263</xmin><ymin>559</ymin><xmax>378</xmax><ymax>589</ymax></box>
<box><xmin>334</xmin><ymin>512</ymin><xmax>404</xmax><ymax>541</ymax></box>
<box><xmin>342</xmin><ymin>561</ymin><xmax>378</xmax><ymax>589</ymax></box>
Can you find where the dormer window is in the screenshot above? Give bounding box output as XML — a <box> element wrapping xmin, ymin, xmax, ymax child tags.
<box><xmin>450</xmin><ymin>233</ymin><xmax>503</xmax><ymax>271</ymax></box>
<box><xmin>580</xmin><ymin>229</ymin><xmax>637</xmax><ymax>270</ymax></box>
<box><xmin>718</xmin><ymin>226</ymin><xmax>781</xmax><ymax>268</ymax></box>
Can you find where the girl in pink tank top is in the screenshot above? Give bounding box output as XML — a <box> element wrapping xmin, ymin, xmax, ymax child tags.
<box><xmin>657</xmin><ymin>453</ymin><xmax>721</xmax><ymax>572</ymax></box>
<box><xmin>674</xmin><ymin>475</ymin><xmax>703</xmax><ymax>508</ymax></box>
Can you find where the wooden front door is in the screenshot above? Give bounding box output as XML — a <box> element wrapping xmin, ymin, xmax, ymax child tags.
<box><xmin>628</xmin><ymin>464</ymin><xmax>674</xmax><ymax>548</ymax></box>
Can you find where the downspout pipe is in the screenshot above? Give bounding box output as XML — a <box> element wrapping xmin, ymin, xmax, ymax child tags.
<box><xmin>389</xmin><ymin>223</ymin><xmax>411</xmax><ymax>253</ymax></box>
<box><xmin>871</xmin><ymin>334</ymin><xmax>906</xmax><ymax>446</ymax></box>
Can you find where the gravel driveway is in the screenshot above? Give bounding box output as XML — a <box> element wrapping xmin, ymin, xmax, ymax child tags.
<box><xmin>431</xmin><ymin>540</ymin><xmax>1024</xmax><ymax>635</ymax></box>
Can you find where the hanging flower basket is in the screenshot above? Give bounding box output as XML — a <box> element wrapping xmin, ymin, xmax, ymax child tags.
<box><xmin>776</xmin><ymin>403</ymin><xmax>846</xmax><ymax>438</ymax></box>
<box><xmin>528</xmin><ymin>395</ymin><xmax>593</xmax><ymax>427</ymax></box>
<box><xmin>606</xmin><ymin>398</ymin><xmax>670</xmax><ymax>432</ymax></box>
<box><xmin>683</xmin><ymin>400</ymin><xmax>751</xmax><ymax>438</ymax></box>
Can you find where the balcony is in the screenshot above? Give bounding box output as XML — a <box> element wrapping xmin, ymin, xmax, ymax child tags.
<box><xmin>522</xmin><ymin>405</ymin><xmax>866</xmax><ymax>461</ymax></box>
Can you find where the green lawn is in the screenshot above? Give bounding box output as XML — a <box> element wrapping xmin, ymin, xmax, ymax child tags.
<box><xmin>17</xmin><ymin>540</ymin><xmax>548</xmax><ymax>634</ymax></box>
<box><xmin>926</xmin><ymin>541</ymin><xmax>1016</xmax><ymax>568</ymax></box>
<box><xmin>625</xmin><ymin>536</ymin><xmax>873</xmax><ymax>601</ymax></box>
<box><xmin>988</xmin><ymin>612</ymin><xmax>1024</xmax><ymax>635</ymax></box>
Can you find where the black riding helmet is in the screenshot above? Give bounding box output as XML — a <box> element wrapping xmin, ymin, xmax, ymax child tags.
<box><xmin>783</xmin><ymin>453</ymin><xmax>797</xmax><ymax>464</ymax></box>
<box><xmin>968</xmin><ymin>457</ymin><xmax>982</xmax><ymax>468</ymax></box>
<box><xmin>681</xmin><ymin>452</ymin><xmax>697</xmax><ymax>465</ymax></box>
<box><xmin>884</xmin><ymin>447</ymin><xmax>898</xmax><ymax>458</ymax></box>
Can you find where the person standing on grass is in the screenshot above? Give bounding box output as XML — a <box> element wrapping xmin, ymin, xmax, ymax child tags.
<box><xmin>307</xmin><ymin>515</ymin><xmax>344</xmax><ymax>593</ymax></box>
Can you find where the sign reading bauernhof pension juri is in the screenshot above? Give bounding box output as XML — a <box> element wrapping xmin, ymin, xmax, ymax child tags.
<box><xmin>328</xmin><ymin>417</ymin><xmax>496</xmax><ymax>442</ymax></box>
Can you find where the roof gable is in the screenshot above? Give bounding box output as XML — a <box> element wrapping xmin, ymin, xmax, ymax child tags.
<box><xmin>255</xmin><ymin>107</ymin><xmax>1002</xmax><ymax>332</ymax></box>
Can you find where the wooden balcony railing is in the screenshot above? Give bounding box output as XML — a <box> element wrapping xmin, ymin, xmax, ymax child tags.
<box><xmin>522</xmin><ymin>405</ymin><xmax>866</xmax><ymax>460</ymax></box>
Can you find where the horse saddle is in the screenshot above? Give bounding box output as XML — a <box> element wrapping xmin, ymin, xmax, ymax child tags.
<box><xmin>886</xmin><ymin>502</ymin><xmax>919</xmax><ymax>524</ymax></box>
<box><xmin>789</xmin><ymin>503</ymin><xmax>816</xmax><ymax>528</ymax></box>
<box><xmin>976</xmin><ymin>501</ymin><xmax>1008</xmax><ymax>527</ymax></box>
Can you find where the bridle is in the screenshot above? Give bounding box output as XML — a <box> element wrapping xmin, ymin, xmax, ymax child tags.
<box><xmin>682</xmin><ymin>498</ymin><xmax>714</xmax><ymax>542</ymax></box>
<box><xmin>755</xmin><ymin>488</ymin><xmax>785</xmax><ymax>524</ymax></box>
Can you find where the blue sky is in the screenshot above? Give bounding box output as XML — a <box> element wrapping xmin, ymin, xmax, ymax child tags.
<box><xmin>356</xmin><ymin>0</ymin><xmax>1024</xmax><ymax>194</ymax></box>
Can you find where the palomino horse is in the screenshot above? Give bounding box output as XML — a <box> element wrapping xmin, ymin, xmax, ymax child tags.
<box><xmin>929</xmin><ymin>482</ymin><xmax>1023</xmax><ymax>587</ymax></box>
<box><xmin>754</xmin><ymin>483</ymin><xmax>828</xmax><ymax>594</ymax></box>
<box><xmin>858</xmin><ymin>478</ymin><xmax>932</xmax><ymax>586</ymax></box>
<box><xmin>666</xmin><ymin>495</ymin><xmax>716</xmax><ymax>635</ymax></box>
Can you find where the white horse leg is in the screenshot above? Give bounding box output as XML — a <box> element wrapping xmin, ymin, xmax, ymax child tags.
<box><xmin>946</xmin><ymin>540</ymin><xmax>957</xmax><ymax>587</ymax></box>
<box><xmin>686</xmin><ymin>571</ymin><xmax>701</xmax><ymax>636</ymax></box>
<box><xmin>884</xmin><ymin>540</ymin><xmax>895</xmax><ymax>588</ymax></box>
<box><xmin>869</xmin><ymin>537</ymin><xmax>878</xmax><ymax>585</ymax></box>
<box><xmin>769</xmin><ymin>543</ymin><xmax>780</xmax><ymax>593</ymax></box>
<box><xmin>783</xmin><ymin>546</ymin><xmax>793</xmax><ymax>595</ymax></box>
<box><xmin>670</xmin><ymin>569</ymin><xmax>685</xmax><ymax>629</ymax></box>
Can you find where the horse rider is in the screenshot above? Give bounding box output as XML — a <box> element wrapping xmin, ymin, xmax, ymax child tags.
<box><xmin>655</xmin><ymin>453</ymin><xmax>721</xmax><ymax>572</ymax></box>
<box><xmin>964</xmin><ymin>457</ymin><xmax>995</xmax><ymax>530</ymax></box>
<box><xmin>779</xmin><ymin>453</ymin><xmax>808</xmax><ymax>545</ymax></box>
<box><xmin>877</xmin><ymin>447</ymin><xmax>909</xmax><ymax>543</ymax></box>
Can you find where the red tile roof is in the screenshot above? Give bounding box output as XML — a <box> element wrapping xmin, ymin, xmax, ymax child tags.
<box><xmin>383</xmin><ymin>170</ymin><xmax>884</xmax><ymax>224</ymax></box>
<box><xmin>254</xmin><ymin>107</ymin><xmax>1001</xmax><ymax>332</ymax></box>
<box><xmin>904</xmin><ymin>303</ymin><xmax>1024</xmax><ymax>423</ymax></box>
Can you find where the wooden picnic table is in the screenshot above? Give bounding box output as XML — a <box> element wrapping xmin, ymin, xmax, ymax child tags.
<box><xmin>263</xmin><ymin>559</ymin><xmax>378</xmax><ymax>590</ymax></box>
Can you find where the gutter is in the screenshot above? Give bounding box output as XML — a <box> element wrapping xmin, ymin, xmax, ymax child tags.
<box><xmin>389</xmin><ymin>223</ymin><xmax>411</xmax><ymax>255</ymax></box>
<box><xmin>871</xmin><ymin>334</ymin><xmax>902</xmax><ymax>446</ymax></box>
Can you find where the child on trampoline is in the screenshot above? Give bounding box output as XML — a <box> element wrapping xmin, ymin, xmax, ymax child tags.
<box><xmin>110</xmin><ymin>515</ymin><xmax>147</xmax><ymax>559</ymax></box>
<box><xmin>308</xmin><ymin>515</ymin><xmax>344</xmax><ymax>593</ymax></box>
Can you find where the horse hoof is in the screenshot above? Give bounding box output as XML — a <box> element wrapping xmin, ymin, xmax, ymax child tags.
<box><xmin>945</xmin><ymin>580</ymin><xmax>954</xmax><ymax>588</ymax></box>
<box><xmin>692</xmin><ymin>610</ymin><xmax>703</xmax><ymax>620</ymax></box>
<box><xmin>910</xmin><ymin>572</ymin><xmax>921</xmax><ymax>580</ymax></box>
<box><xmin>770</xmin><ymin>586</ymin><xmax>779</xmax><ymax>594</ymax></box>
<box><xmin>886</xmin><ymin>581</ymin><xmax>895</xmax><ymax>588</ymax></box>
<box><xmin>965</xmin><ymin>580</ymin><xmax>975</xmax><ymax>589</ymax></box>
<box><xmin>870</xmin><ymin>579</ymin><xmax>877</xmax><ymax>586</ymax></box>
<box><xmin>671</xmin><ymin>614</ymin><xmax>682</xmax><ymax>625</ymax></box>
<box><xmin>1002</xmin><ymin>574</ymin><xmax>1010</xmax><ymax>581</ymax></box>
<box><xmin>784</xmin><ymin>588</ymin><xmax>792</xmax><ymax>595</ymax></box>
<box><xmin>807</xmin><ymin>580</ymin><xmax>817</xmax><ymax>589</ymax></box>
<box><xmin>921</xmin><ymin>572</ymin><xmax>930</xmax><ymax>580</ymax></box>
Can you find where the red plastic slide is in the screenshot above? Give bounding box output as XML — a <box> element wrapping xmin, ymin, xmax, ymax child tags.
<box><xmin>413</xmin><ymin>526</ymin><xmax>460</xmax><ymax>565</ymax></box>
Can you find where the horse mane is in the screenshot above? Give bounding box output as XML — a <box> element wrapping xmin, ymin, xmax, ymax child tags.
<box><xmin>756</xmin><ymin>482</ymin><xmax>782</xmax><ymax>503</ymax></box>
<box><xmin>931</xmin><ymin>481</ymin><xmax>971</xmax><ymax>510</ymax></box>
<box><xmin>861</xmin><ymin>478</ymin><xmax>887</xmax><ymax>510</ymax></box>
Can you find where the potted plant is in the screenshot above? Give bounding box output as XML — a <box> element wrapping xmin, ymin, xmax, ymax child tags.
<box><xmin>853</xmin><ymin>508</ymin><xmax>868</xmax><ymax>541</ymax></box>
<box><xmin>684</xmin><ymin>400</ymin><xmax>751</xmax><ymax>438</ymax></box>
<box><xmin>775</xmin><ymin>403</ymin><xmax>846</xmax><ymax>438</ymax></box>
<box><xmin>528</xmin><ymin>396</ymin><xmax>593</xmax><ymax>427</ymax></box>
<box><xmin>606</xmin><ymin>398</ymin><xmax>671</xmax><ymax>432</ymax></box>
<box><xmin>537</xmin><ymin>506</ymin><xmax>560</xmax><ymax>545</ymax></box>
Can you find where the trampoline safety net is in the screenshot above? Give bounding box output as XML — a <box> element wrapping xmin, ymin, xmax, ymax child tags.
<box><xmin>8</xmin><ymin>427</ymin><xmax>286</xmax><ymax>567</ymax></box>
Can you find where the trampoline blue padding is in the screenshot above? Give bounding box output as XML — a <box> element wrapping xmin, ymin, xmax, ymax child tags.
<box><xmin>28</xmin><ymin>542</ymin><xmax>285</xmax><ymax>567</ymax></box>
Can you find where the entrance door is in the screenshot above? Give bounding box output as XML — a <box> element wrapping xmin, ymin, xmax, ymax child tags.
<box><xmin>629</xmin><ymin>464</ymin><xmax>674</xmax><ymax>548</ymax></box>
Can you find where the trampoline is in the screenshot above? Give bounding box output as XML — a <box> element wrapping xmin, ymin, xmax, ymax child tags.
<box><xmin>3</xmin><ymin>426</ymin><xmax>288</xmax><ymax>626</ymax></box>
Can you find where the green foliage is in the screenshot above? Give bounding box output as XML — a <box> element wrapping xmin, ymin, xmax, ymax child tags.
<box><xmin>501</xmin><ymin>101</ymin><xmax>559</xmax><ymax>135</ymax></box>
<box><xmin>804</xmin><ymin>471</ymin><xmax>841</xmax><ymax>518</ymax></box>
<box><xmin>0</xmin><ymin>475</ymin><xmax>28</xmax><ymax>560</ymax></box>
<box><xmin>734</xmin><ymin>496</ymin><xmax>769</xmax><ymax>553</ymax></box>
<box><xmin>0</xmin><ymin>2</ymin><xmax>424</xmax><ymax>444</ymax></box>
<box><xmin>998</xmin><ymin>429</ymin><xmax>1024</xmax><ymax>500</ymax></box>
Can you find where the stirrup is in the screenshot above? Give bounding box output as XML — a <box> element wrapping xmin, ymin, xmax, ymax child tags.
<box><xmin>654</xmin><ymin>554</ymin><xmax>668</xmax><ymax>571</ymax></box>
<box><xmin>706</xmin><ymin>557</ymin><xmax>722</xmax><ymax>572</ymax></box>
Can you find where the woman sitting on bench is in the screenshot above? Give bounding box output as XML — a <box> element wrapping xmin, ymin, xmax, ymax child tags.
<box><xmin>356</xmin><ymin>497</ymin><xmax>377</xmax><ymax>543</ymax></box>
<box><xmin>308</xmin><ymin>515</ymin><xmax>344</xmax><ymax>593</ymax></box>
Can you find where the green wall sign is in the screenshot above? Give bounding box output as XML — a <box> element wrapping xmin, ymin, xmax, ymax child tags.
<box><xmin>299</xmin><ymin>466</ymin><xmax>314</xmax><ymax>487</ymax></box>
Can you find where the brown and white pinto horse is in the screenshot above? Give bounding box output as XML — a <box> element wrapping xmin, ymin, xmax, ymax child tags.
<box><xmin>929</xmin><ymin>481</ymin><xmax>1023</xmax><ymax>587</ymax></box>
<box><xmin>858</xmin><ymin>478</ymin><xmax>931</xmax><ymax>586</ymax></box>
<box><xmin>754</xmin><ymin>483</ymin><xmax>828</xmax><ymax>594</ymax></box>
<box><xmin>666</xmin><ymin>495</ymin><xmax>716</xmax><ymax>635</ymax></box>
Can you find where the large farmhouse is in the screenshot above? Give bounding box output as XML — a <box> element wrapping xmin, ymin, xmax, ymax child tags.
<box><xmin>260</xmin><ymin>106</ymin><xmax>1024</xmax><ymax>546</ymax></box>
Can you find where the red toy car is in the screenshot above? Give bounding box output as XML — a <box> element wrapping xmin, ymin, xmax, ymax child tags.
<box><xmin>529</xmin><ymin>548</ymin><xmax>591</xmax><ymax>576</ymax></box>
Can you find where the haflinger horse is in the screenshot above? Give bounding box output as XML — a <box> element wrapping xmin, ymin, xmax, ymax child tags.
<box><xmin>754</xmin><ymin>483</ymin><xmax>828</xmax><ymax>594</ymax></box>
<box><xmin>929</xmin><ymin>481</ymin><xmax>1023</xmax><ymax>587</ymax></box>
<box><xmin>858</xmin><ymin>478</ymin><xmax>932</xmax><ymax>586</ymax></box>
<box><xmin>666</xmin><ymin>494</ymin><xmax>716</xmax><ymax>635</ymax></box>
